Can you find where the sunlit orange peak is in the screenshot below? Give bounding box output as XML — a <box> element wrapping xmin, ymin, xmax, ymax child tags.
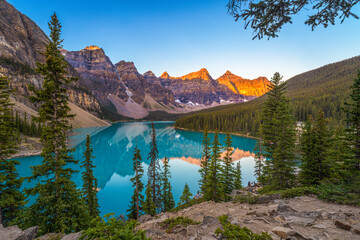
<box><xmin>85</xmin><ymin>45</ymin><xmax>101</xmax><ymax>50</ymax></box>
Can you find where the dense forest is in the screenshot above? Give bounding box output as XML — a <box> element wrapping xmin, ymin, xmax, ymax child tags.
<box><xmin>175</xmin><ymin>56</ymin><xmax>360</xmax><ymax>136</ymax></box>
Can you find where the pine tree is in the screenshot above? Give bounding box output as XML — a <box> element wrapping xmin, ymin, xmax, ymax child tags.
<box><xmin>127</xmin><ymin>146</ymin><xmax>144</xmax><ymax>220</ymax></box>
<box><xmin>0</xmin><ymin>76</ymin><xmax>25</xmax><ymax>226</ymax></box>
<box><xmin>203</xmin><ymin>129</ymin><xmax>224</xmax><ymax>201</ymax></box>
<box><xmin>147</xmin><ymin>122</ymin><xmax>162</xmax><ymax>213</ymax></box>
<box><xmin>25</xmin><ymin>13</ymin><xmax>88</xmax><ymax>234</ymax></box>
<box><xmin>199</xmin><ymin>126</ymin><xmax>211</xmax><ymax>193</ymax></box>
<box><xmin>234</xmin><ymin>162</ymin><xmax>242</xmax><ymax>189</ymax></box>
<box><xmin>261</xmin><ymin>72</ymin><xmax>296</xmax><ymax>190</ymax></box>
<box><xmin>254</xmin><ymin>138</ymin><xmax>264</xmax><ymax>183</ymax></box>
<box><xmin>343</xmin><ymin>70</ymin><xmax>360</xmax><ymax>189</ymax></box>
<box><xmin>81</xmin><ymin>135</ymin><xmax>100</xmax><ymax>219</ymax></box>
<box><xmin>161</xmin><ymin>157</ymin><xmax>175</xmax><ymax>212</ymax></box>
<box><xmin>143</xmin><ymin>183</ymin><xmax>156</xmax><ymax>216</ymax></box>
<box><xmin>178</xmin><ymin>183</ymin><xmax>192</xmax><ymax>206</ymax></box>
<box><xmin>299</xmin><ymin>111</ymin><xmax>331</xmax><ymax>186</ymax></box>
<box><xmin>222</xmin><ymin>132</ymin><xmax>235</xmax><ymax>195</ymax></box>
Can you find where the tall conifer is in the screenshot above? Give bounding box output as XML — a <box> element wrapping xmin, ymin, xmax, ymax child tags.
<box><xmin>147</xmin><ymin>122</ymin><xmax>162</xmax><ymax>213</ymax></box>
<box><xmin>143</xmin><ymin>183</ymin><xmax>156</xmax><ymax>216</ymax></box>
<box><xmin>254</xmin><ymin>138</ymin><xmax>264</xmax><ymax>183</ymax></box>
<box><xmin>343</xmin><ymin>70</ymin><xmax>360</xmax><ymax>189</ymax></box>
<box><xmin>203</xmin><ymin>130</ymin><xmax>224</xmax><ymax>201</ymax></box>
<box><xmin>300</xmin><ymin>111</ymin><xmax>331</xmax><ymax>185</ymax></box>
<box><xmin>0</xmin><ymin>76</ymin><xmax>24</xmax><ymax>226</ymax></box>
<box><xmin>81</xmin><ymin>135</ymin><xmax>100</xmax><ymax>219</ymax></box>
<box><xmin>25</xmin><ymin>13</ymin><xmax>88</xmax><ymax>234</ymax></box>
<box><xmin>161</xmin><ymin>157</ymin><xmax>175</xmax><ymax>212</ymax></box>
<box><xmin>178</xmin><ymin>183</ymin><xmax>192</xmax><ymax>206</ymax></box>
<box><xmin>127</xmin><ymin>146</ymin><xmax>144</xmax><ymax>220</ymax></box>
<box><xmin>234</xmin><ymin>162</ymin><xmax>242</xmax><ymax>189</ymax></box>
<box><xmin>222</xmin><ymin>132</ymin><xmax>235</xmax><ymax>195</ymax></box>
<box><xmin>199</xmin><ymin>126</ymin><xmax>211</xmax><ymax>193</ymax></box>
<box><xmin>261</xmin><ymin>72</ymin><xmax>296</xmax><ymax>190</ymax></box>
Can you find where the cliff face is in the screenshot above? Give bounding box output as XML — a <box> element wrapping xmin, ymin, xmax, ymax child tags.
<box><xmin>155</xmin><ymin>69</ymin><xmax>244</xmax><ymax>104</ymax></box>
<box><xmin>63</xmin><ymin>47</ymin><xmax>175</xmax><ymax>118</ymax></box>
<box><xmin>0</xmin><ymin>0</ymin><xmax>103</xmax><ymax>123</ymax></box>
<box><xmin>62</xmin><ymin>47</ymin><xmax>128</xmax><ymax>106</ymax></box>
<box><xmin>218</xmin><ymin>71</ymin><xmax>270</xmax><ymax>97</ymax></box>
<box><xmin>0</xmin><ymin>0</ymin><xmax>48</xmax><ymax>68</ymax></box>
<box><xmin>115</xmin><ymin>61</ymin><xmax>175</xmax><ymax>105</ymax></box>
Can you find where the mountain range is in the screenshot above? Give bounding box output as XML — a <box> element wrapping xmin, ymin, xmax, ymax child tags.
<box><xmin>175</xmin><ymin>55</ymin><xmax>360</xmax><ymax>135</ymax></box>
<box><xmin>0</xmin><ymin>0</ymin><xmax>270</xmax><ymax>123</ymax></box>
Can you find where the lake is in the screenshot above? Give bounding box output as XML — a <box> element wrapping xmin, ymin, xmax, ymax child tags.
<box><xmin>14</xmin><ymin>121</ymin><xmax>257</xmax><ymax>217</ymax></box>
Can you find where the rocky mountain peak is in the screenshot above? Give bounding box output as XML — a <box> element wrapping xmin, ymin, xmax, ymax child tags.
<box><xmin>143</xmin><ymin>71</ymin><xmax>156</xmax><ymax>78</ymax></box>
<box><xmin>218</xmin><ymin>71</ymin><xmax>270</xmax><ymax>96</ymax></box>
<box><xmin>115</xmin><ymin>61</ymin><xmax>139</xmax><ymax>75</ymax></box>
<box><xmin>160</xmin><ymin>71</ymin><xmax>170</xmax><ymax>79</ymax></box>
<box><xmin>181</xmin><ymin>68</ymin><xmax>212</xmax><ymax>80</ymax></box>
<box><xmin>84</xmin><ymin>45</ymin><xmax>101</xmax><ymax>50</ymax></box>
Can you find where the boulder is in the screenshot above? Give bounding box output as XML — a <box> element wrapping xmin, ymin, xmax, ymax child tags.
<box><xmin>17</xmin><ymin>226</ymin><xmax>38</xmax><ymax>240</ymax></box>
<box><xmin>272</xmin><ymin>227</ymin><xmax>297</xmax><ymax>239</ymax></box>
<box><xmin>334</xmin><ymin>219</ymin><xmax>352</xmax><ymax>231</ymax></box>
<box><xmin>0</xmin><ymin>225</ymin><xmax>23</xmax><ymax>240</ymax></box>
<box><xmin>61</xmin><ymin>231</ymin><xmax>83</xmax><ymax>240</ymax></box>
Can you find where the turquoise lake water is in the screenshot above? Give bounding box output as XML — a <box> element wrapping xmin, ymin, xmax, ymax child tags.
<box><xmin>14</xmin><ymin>121</ymin><xmax>257</xmax><ymax>217</ymax></box>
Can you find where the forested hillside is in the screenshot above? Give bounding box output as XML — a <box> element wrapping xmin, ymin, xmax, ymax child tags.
<box><xmin>175</xmin><ymin>56</ymin><xmax>360</xmax><ymax>136</ymax></box>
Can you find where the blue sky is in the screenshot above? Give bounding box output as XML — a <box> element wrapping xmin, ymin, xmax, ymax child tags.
<box><xmin>9</xmin><ymin>0</ymin><xmax>360</xmax><ymax>80</ymax></box>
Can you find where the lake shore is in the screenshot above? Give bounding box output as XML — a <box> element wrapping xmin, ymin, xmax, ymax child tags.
<box><xmin>173</xmin><ymin>126</ymin><xmax>260</xmax><ymax>140</ymax></box>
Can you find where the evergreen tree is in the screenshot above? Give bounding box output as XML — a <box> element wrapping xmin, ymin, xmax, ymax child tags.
<box><xmin>143</xmin><ymin>183</ymin><xmax>156</xmax><ymax>216</ymax></box>
<box><xmin>343</xmin><ymin>70</ymin><xmax>360</xmax><ymax>189</ymax></box>
<box><xmin>127</xmin><ymin>146</ymin><xmax>144</xmax><ymax>220</ymax></box>
<box><xmin>261</xmin><ymin>72</ymin><xmax>296</xmax><ymax>190</ymax></box>
<box><xmin>203</xmin><ymin>130</ymin><xmax>224</xmax><ymax>201</ymax></box>
<box><xmin>178</xmin><ymin>183</ymin><xmax>192</xmax><ymax>206</ymax></box>
<box><xmin>254</xmin><ymin>138</ymin><xmax>264</xmax><ymax>183</ymax></box>
<box><xmin>199</xmin><ymin>126</ymin><xmax>211</xmax><ymax>193</ymax></box>
<box><xmin>147</xmin><ymin>122</ymin><xmax>162</xmax><ymax>213</ymax></box>
<box><xmin>81</xmin><ymin>135</ymin><xmax>100</xmax><ymax>219</ymax></box>
<box><xmin>25</xmin><ymin>13</ymin><xmax>88</xmax><ymax>234</ymax></box>
<box><xmin>161</xmin><ymin>157</ymin><xmax>175</xmax><ymax>212</ymax></box>
<box><xmin>222</xmin><ymin>132</ymin><xmax>235</xmax><ymax>195</ymax></box>
<box><xmin>234</xmin><ymin>162</ymin><xmax>242</xmax><ymax>189</ymax></box>
<box><xmin>300</xmin><ymin>111</ymin><xmax>331</xmax><ymax>186</ymax></box>
<box><xmin>0</xmin><ymin>76</ymin><xmax>24</xmax><ymax>226</ymax></box>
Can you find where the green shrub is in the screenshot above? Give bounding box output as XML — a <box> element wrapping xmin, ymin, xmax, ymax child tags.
<box><xmin>169</xmin><ymin>198</ymin><xmax>205</xmax><ymax>212</ymax></box>
<box><xmin>160</xmin><ymin>216</ymin><xmax>200</xmax><ymax>233</ymax></box>
<box><xmin>215</xmin><ymin>215</ymin><xmax>272</xmax><ymax>239</ymax></box>
<box><xmin>257</xmin><ymin>186</ymin><xmax>317</xmax><ymax>199</ymax></box>
<box><xmin>80</xmin><ymin>213</ymin><xmax>149</xmax><ymax>240</ymax></box>
<box><xmin>316</xmin><ymin>183</ymin><xmax>360</xmax><ymax>206</ymax></box>
<box><xmin>233</xmin><ymin>193</ymin><xmax>260</xmax><ymax>204</ymax></box>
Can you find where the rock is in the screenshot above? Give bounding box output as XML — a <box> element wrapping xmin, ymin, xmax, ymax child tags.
<box><xmin>334</xmin><ymin>219</ymin><xmax>352</xmax><ymax>231</ymax></box>
<box><xmin>275</xmin><ymin>215</ymin><xmax>286</xmax><ymax>223</ymax></box>
<box><xmin>202</xmin><ymin>216</ymin><xmax>219</xmax><ymax>226</ymax></box>
<box><xmin>0</xmin><ymin>225</ymin><xmax>23</xmax><ymax>240</ymax></box>
<box><xmin>17</xmin><ymin>226</ymin><xmax>38</xmax><ymax>240</ymax></box>
<box><xmin>200</xmin><ymin>235</ymin><xmax>217</xmax><ymax>240</ymax></box>
<box><xmin>230</xmin><ymin>218</ymin><xmax>239</xmax><ymax>225</ymax></box>
<box><xmin>278</xmin><ymin>203</ymin><xmax>297</xmax><ymax>213</ymax></box>
<box><xmin>139</xmin><ymin>214</ymin><xmax>153</xmax><ymax>223</ymax></box>
<box><xmin>61</xmin><ymin>231</ymin><xmax>83</xmax><ymax>240</ymax></box>
<box><xmin>272</xmin><ymin>227</ymin><xmax>297</xmax><ymax>239</ymax></box>
<box><xmin>37</xmin><ymin>233</ymin><xmax>66</xmax><ymax>240</ymax></box>
<box><xmin>312</xmin><ymin>224</ymin><xmax>327</xmax><ymax>229</ymax></box>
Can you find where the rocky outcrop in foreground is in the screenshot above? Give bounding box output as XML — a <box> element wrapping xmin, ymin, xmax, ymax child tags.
<box><xmin>138</xmin><ymin>194</ymin><xmax>360</xmax><ymax>240</ymax></box>
<box><xmin>2</xmin><ymin>194</ymin><xmax>360</xmax><ymax>239</ymax></box>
